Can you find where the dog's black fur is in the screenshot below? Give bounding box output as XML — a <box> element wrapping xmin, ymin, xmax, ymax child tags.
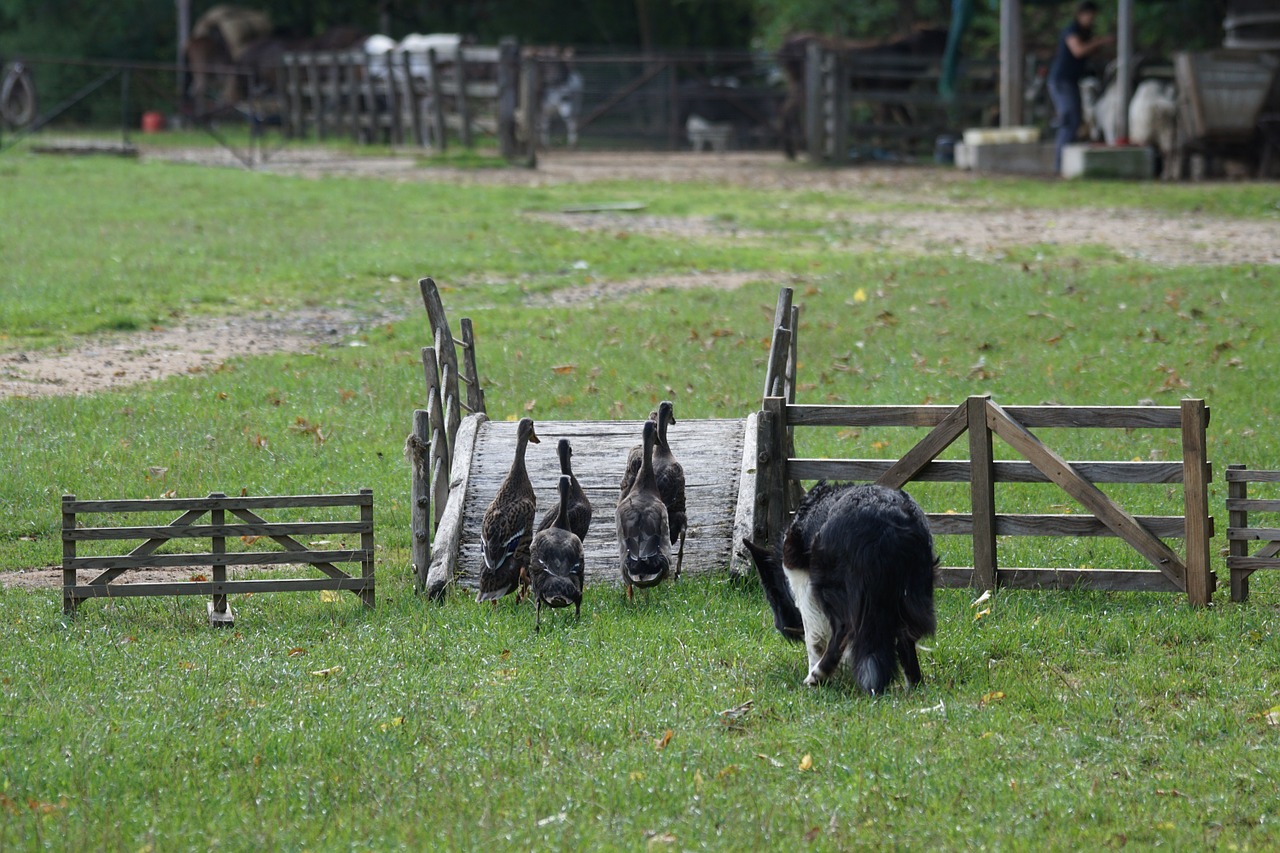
<box><xmin>744</xmin><ymin>482</ymin><xmax>937</xmax><ymax>694</ymax></box>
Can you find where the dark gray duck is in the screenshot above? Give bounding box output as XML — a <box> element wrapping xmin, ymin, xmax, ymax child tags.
<box><xmin>477</xmin><ymin>417</ymin><xmax>539</xmax><ymax>604</ymax></box>
<box><xmin>650</xmin><ymin>401</ymin><xmax>687</xmax><ymax>579</ymax></box>
<box><xmin>536</xmin><ymin>438</ymin><xmax>592</xmax><ymax>542</ymax></box>
<box><xmin>530</xmin><ymin>474</ymin><xmax>586</xmax><ymax>631</ymax></box>
<box><xmin>619</xmin><ymin>409</ymin><xmax>659</xmax><ymax>498</ymax></box>
<box><xmin>615</xmin><ymin>419</ymin><xmax>671</xmax><ymax>599</ymax></box>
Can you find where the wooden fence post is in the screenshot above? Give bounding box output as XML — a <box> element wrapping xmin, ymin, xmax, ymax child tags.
<box><xmin>968</xmin><ymin>395</ymin><xmax>997</xmax><ymax>589</ymax></box>
<box><xmin>62</xmin><ymin>495</ymin><xmax>77</xmax><ymax>616</ymax></box>
<box><xmin>1227</xmin><ymin>464</ymin><xmax>1249</xmax><ymax>602</ymax></box>
<box><xmin>831</xmin><ymin>49</ymin><xmax>849</xmax><ymax>162</ymax></box>
<box><xmin>209</xmin><ymin>492</ymin><xmax>233</xmax><ymax>626</ymax></box>
<box><xmin>519</xmin><ymin>56</ymin><xmax>540</xmax><ymax>167</ymax></box>
<box><xmin>459</xmin><ymin>317</ymin><xmax>485</xmax><ymax>415</ymax></box>
<box><xmin>359</xmin><ymin>488</ymin><xmax>375</xmax><ymax>608</ymax></box>
<box><xmin>456</xmin><ymin>47</ymin><xmax>473</xmax><ymax>147</ymax></box>
<box><xmin>762</xmin><ymin>396</ymin><xmax>788</xmax><ymax>550</ymax></box>
<box><xmin>422</xmin><ymin>347</ymin><xmax>450</xmax><ymax>529</ymax></box>
<box><xmin>409</xmin><ymin>409</ymin><xmax>432</xmax><ymax>593</ymax></box>
<box><xmin>1181</xmin><ymin>398</ymin><xmax>1213</xmax><ymax>605</ymax></box>
<box><xmin>804</xmin><ymin>41</ymin><xmax>825</xmax><ymax>162</ymax></box>
<box><xmin>427</xmin><ymin>48</ymin><xmax>447</xmax><ymax>151</ymax></box>
<box><xmin>498</xmin><ymin>37</ymin><xmax>519</xmax><ymax>159</ymax></box>
<box><xmin>420</xmin><ymin>277</ymin><xmax>462</xmax><ymax>446</ymax></box>
<box><xmin>403</xmin><ymin>50</ymin><xmax>425</xmax><ymax>146</ymax></box>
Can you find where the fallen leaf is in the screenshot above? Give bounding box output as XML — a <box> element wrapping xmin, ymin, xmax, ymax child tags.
<box><xmin>852</xmin><ymin>288</ymin><xmax>868</xmax><ymax>303</ymax></box>
<box><xmin>146</xmin><ymin>466</ymin><xmax>168</xmax><ymax>479</ymax></box>
<box><xmin>551</xmin><ymin>364</ymin><xmax>577</xmax><ymax>375</ymax></box>
<box><xmin>379</xmin><ymin>716</ymin><xmax>405</xmax><ymax>732</ymax></box>
<box><xmin>1265</xmin><ymin>706</ymin><xmax>1280</xmax><ymax>726</ymax></box>
<box><xmin>716</xmin><ymin>765</ymin><xmax>740</xmax><ymax>780</ymax></box>
<box><xmin>320</xmin><ymin>590</ymin><xmax>341</xmax><ymax>603</ymax></box>
<box><xmin>645</xmin><ymin>831</ymin><xmax>677</xmax><ymax>846</ymax></box>
<box><xmin>537</xmin><ymin>811</ymin><xmax>567</xmax><ymax>827</ymax></box>
<box><xmin>629</xmin><ymin>771</ymin><xmax>645</xmax><ymax>781</ymax></box>
<box><xmin>693</xmin><ymin>769</ymin><xmax>704</xmax><ymax>792</ymax></box>
<box><xmin>755</xmin><ymin>753</ymin><xmax>784</xmax><ymax>768</ymax></box>
<box><xmin>189</xmin><ymin>573</ymin><xmax>208</xmax><ymax>582</ymax></box>
<box><xmin>1155</xmin><ymin>788</ymin><xmax>1185</xmax><ymax>798</ymax></box>
<box><xmin>974</xmin><ymin>608</ymin><xmax>991</xmax><ymax>621</ymax></box>
<box><xmin>287</xmin><ymin>647</ymin><xmax>306</xmax><ymax>657</ymax></box>
<box><xmin>980</xmin><ymin>691</ymin><xmax>1005</xmax><ymax>707</ymax></box>
<box><xmin>804</xmin><ymin>826</ymin><xmax>822</xmax><ymax>842</ymax></box>
<box><xmin>971</xmin><ymin>590</ymin><xmax>992</xmax><ymax>608</ymax></box>
<box><xmin>310</xmin><ymin>666</ymin><xmax>343</xmax><ymax>678</ymax></box>
<box><xmin>655</xmin><ymin>729</ymin><xmax>673</xmax><ymax>751</ymax></box>
<box><xmin>798</xmin><ymin>753</ymin><xmax>814</xmax><ymax>772</ymax></box>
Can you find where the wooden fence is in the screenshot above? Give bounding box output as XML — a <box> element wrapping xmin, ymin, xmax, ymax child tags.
<box><xmin>802</xmin><ymin>45</ymin><xmax>998</xmax><ymax>162</ymax></box>
<box><xmin>408</xmin><ymin>277</ymin><xmax>487</xmax><ymax>593</ymax></box>
<box><xmin>1226</xmin><ymin>465</ymin><xmax>1280</xmax><ymax>602</ymax></box>
<box><xmin>61</xmin><ymin>490</ymin><xmax>375</xmax><ymax>623</ymax></box>
<box><xmin>281</xmin><ymin>42</ymin><xmax>516</xmax><ymax>152</ymax></box>
<box><xmin>745</xmin><ymin>287</ymin><xmax>1216</xmax><ymax>606</ymax></box>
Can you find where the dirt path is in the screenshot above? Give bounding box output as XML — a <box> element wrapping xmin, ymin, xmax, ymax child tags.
<box><xmin>0</xmin><ymin>308</ymin><xmax>377</xmax><ymax>398</ymax></box>
<box><xmin>143</xmin><ymin>147</ymin><xmax>1280</xmax><ymax>266</ymax></box>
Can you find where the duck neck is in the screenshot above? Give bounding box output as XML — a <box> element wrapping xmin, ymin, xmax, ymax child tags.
<box><xmin>555</xmin><ymin>480</ymin><xmax>570</xmax><ymax>530</ymax></box>
<box><xmin>512</xmin><ymin>432</ymin><xmax>531</xmax><ymax>482</ymax></box>
<box><xmin>639</xmin><ymin>428</ymin><xmax>656</xmax><ymax>488</ymax></box>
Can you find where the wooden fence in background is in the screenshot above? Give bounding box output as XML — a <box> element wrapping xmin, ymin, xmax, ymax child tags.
<box><xmin>281</xmin><ymin>42</ymin><xmax>515</xmax><ymax>151</ymax></box>
<box><xmin>745</xmin><ymin>287</ymin><xmax>1215</xmax><ymax>606</ymax></box>
<box><xmin>61</xmin><ymin>490</ymin><xmax>374</xmax><ymax>622</ymax></box>
<box><xmin>803</xmin><ymin>45</ymin><xmax>998</xmax><ymax>162</ymax></box>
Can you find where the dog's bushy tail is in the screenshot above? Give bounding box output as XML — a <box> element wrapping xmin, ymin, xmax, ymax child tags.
<box><xmin>841</xmin><ymin>519</ymin><xmax>936</xmax><ymax>695</ymax></box>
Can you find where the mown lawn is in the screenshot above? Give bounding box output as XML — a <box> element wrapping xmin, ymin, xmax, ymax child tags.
<box><xmin>1</xmin><ymin>151</ymin><xmax>1279</xmax><ymax>850</ymax></box>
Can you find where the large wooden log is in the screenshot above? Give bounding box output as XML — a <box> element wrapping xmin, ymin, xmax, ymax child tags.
<box><xmin>730</xmin><ymin>411</ymin><xmax>760</xmax><ymax>580</ymax></box>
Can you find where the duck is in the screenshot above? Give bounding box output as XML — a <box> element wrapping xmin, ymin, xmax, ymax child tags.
<box><xmin>650</xmin><ymin>400</ymin><xmax>687</xmax><ymax>579</ymax></box>
<box><xmin>530</xmin><ymin>474</ymin><xmax>586</xmax><ymax>631</ymax></box>
<box><xmin>619</xmin><ymin>409</ymin><xmax>658</xmax><ymax>498</ymax></box>
<box><xmin>477</xmin><ymin>417</ymin><xmax>539</xmax><ymax>605</ymax></box>
<box><xmin>536</xmin><ymin>438</ymin><xmax>592</xmax><ymax>542</ymax></box>
<box><xmin>615</xmin><ymin>419</ymin><xmax>671</xmax><ymax>599</ymax></box>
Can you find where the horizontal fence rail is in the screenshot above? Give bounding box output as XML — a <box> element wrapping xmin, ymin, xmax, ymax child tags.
<box><xmin>61</xmin><ymin>490</ymin><xmax>374</xmax><ymax>623</ymax></box>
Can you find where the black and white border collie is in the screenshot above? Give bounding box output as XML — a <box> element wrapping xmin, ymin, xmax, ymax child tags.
<box><xmin>744</xmin><ymin>482</ymin><xmax>937</xmax><ymax>695</ymax></box>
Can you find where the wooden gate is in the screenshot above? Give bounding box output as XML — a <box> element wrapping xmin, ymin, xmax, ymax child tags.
<box><xmin>61</xmin><ymin>490</ymin><xmax>375</xmax><ymax>622</ymax></box>
<box><xmin>742</xmin><ymin>288</ymin><xmax>1215</xmax><ymax>606</ymax></box>
<box><xmin>1226</xmin><ymin>465</ymin><xmax>1280</xmax><ymax>602</ymax></box>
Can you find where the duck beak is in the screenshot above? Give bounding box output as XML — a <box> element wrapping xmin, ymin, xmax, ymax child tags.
<box><xmin>528</xmin><ymin>429</ymin><xmax>541</xmax><ymax>444</ymax></box>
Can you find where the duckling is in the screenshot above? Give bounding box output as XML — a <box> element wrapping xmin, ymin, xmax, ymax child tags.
<box><xmin>530</xmin><ymin>474</ymin><xmax>586</xmax><ymax>631</ymax></box>
<box><xmin>618</xmin><ymin>409</ymin><xmax>658</xmax><ymax>498</ymax></box>
<box><xmin>536</xmin><ymin>439</ymin><xmax>592</xmax><ymax>542</ymax></box>
<box><xmin>477</xmin><ymin>417</ymin><xmax>539</xmax><ymax>605</ymax></box>
<box><xmin>615</xmin><ymin>419</ymin><xmax>670</xmax><ymax>599</ymax></box>
<box><xmin>651</xmin><ymin>401</ymin><xmax>687</xmax><ymax>580</ymax></box>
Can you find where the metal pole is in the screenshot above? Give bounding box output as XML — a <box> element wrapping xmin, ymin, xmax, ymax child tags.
<box><xmin>999</xmin><ymin>0</ymin><xmax>1024</xmax><ymax>127</ymax></box>
<box><xmin>1116</xmin><ymin>0</ymin><xmax>1133</xmax><ymax>143</ymax></box>
<box><xmin>176</xmin><ymin>0</ymin><xmax>191</xmax><ymax>126</ymax></box>
<box><xmin>120</xmin><ymin>68</ymin><xmax>131</xmax><ymax>144</ymax></box>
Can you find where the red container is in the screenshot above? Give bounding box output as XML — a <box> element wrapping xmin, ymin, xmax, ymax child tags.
<box><xmin>140</xmin><ymin>111</ymin><xmax>165</xmax><ymax>133</ymax></box>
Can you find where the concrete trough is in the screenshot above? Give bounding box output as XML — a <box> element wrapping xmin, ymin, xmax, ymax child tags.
<box><xmin>1061</xmin><ymin>144</ymin><xmax>1155</xmax><ymax>179</ymax></box>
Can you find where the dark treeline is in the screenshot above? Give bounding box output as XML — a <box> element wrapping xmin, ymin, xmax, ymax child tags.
<box><xmin>0</xmin><ymin>0</ymin><xmax>1230</xmax><ymax>63</ymax></box>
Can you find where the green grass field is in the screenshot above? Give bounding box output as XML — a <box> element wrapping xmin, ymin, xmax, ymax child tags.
<box><xmin>2</xmin><ymin>151</ymin><xmax>1279</xmax><ymax>850</ymax></box>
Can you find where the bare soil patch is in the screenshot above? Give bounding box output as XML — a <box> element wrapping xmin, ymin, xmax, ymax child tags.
<box><xmin>0</xmin><ymin>308</ymin><xmax>378</xmax><ymax>398</ymax></box>
<box><xmin>524</xmin><ymin>270</ymin><xmax>767</xmax><ymax>307</ymax></box>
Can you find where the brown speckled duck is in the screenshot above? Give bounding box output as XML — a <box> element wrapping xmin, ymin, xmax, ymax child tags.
<box><xmin>530</xmin><ymin>475</ymin><xmax>586</xmax><ymax>631</ymax></box>
<box><xmin>615</xmin><ymin>419</ymin><xmax>670</xmax><ymax>600</ymax></box>
<box><xmin>477</xmin><ymin>417</ymin><xmax>539</xmax><ymax>604</ymax></box>
<box><xmin>536</xmin><ymin>438</ymin><xmax>592</xmax><ymax>542</ymax></box>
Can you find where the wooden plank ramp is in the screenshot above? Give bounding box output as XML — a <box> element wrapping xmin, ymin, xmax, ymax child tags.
<box><xmin>441</xmin><ymin>417</ymin><xmax>746</xmax><ymax>591</ymax></box>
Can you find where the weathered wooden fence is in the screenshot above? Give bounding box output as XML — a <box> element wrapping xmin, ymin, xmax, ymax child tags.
<box><xmin>743</xmin><ymin>287</ymin><xmax>1216</xmax><ymax>606</ymax></box>
<box><xmin>61</xmin><ymin>490</ymin><xmax>375</xmax><ymax>623</ymax></box>
<box><xmin>803</xmin><ymin>46</ymin><xmax>998</xmax><ymax>162</ymax></box>
<box><xmin>408</xmin><ymin>277</ymin><xmax>487</xmax><ymax>593</ymax></box>
<box><xmin>1226</xmin><ymin>465</ymin><xmax>1280</xmax><ymax>602</ymax></box>
<box><xmin>281</xmin><ymin>42</ymin><xmax>516</xmax><ymax>151</ymax></box>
